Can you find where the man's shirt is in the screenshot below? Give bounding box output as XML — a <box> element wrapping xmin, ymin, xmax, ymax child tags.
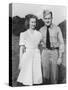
<box><xmin>40</xmin><ymin>24</ymin><xmax>64</xmax><ymax>53</ymax></box>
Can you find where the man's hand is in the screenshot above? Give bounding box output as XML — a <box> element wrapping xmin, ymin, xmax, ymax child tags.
<box><xmin>57</xmin><ymin>57</ymin><xmax>62</xmax><ymax>65</ymax></box>
<box><xmin>40</xmin><ymin>41</ymin><xmax>46</xmax><ymax>48</ymax></box>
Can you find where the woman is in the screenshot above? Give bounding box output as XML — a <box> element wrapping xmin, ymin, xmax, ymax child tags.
<box><xmin>17</xmin><ymin>14</ymin><xmax>42</xmax><ymax>86</ymax></box>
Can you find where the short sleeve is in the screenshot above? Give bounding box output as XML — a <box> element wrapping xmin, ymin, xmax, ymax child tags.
<box><xmin>19</xmin><ymin>32</ymin><xmax>26</xmax><ymax>46</ymax></box>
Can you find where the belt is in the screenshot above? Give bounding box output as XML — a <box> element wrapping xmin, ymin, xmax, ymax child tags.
<box><xmin>46</xmin><ymin>47</ymin><xmax>59</xmax><ymax>50</ymax></box>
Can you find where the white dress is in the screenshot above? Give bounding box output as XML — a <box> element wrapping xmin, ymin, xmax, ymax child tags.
<box><xmin>17</xmin><ymin>29</ymin><xmax>42</xmax><ymax>85</ymax></box>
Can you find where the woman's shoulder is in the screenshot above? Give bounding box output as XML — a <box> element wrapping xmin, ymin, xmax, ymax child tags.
<box><xmin>20</xmin><ymin>30</ymin><xmax>28</xmax><ymax>37</ymax></box>
<box><xmin>35</xmin><ymin>30</ymin><xmax>42</xmax><ymax>37</ymax></box>
<box><xmin>35</xmin><ymin>30</ymin><xmax>41</xmax><ymax>34</ymax></box>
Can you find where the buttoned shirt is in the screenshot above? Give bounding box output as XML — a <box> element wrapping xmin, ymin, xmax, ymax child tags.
<box><xmin>40</xmin><ymin>24</ymin><xmax>64</xmax><ymax>53</ymax></box>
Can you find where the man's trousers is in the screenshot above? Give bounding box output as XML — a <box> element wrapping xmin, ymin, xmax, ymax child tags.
<box><xmin>41</xmin><ymin>49</ymin><xmax>58</xmax><ymax>84</ymax></box>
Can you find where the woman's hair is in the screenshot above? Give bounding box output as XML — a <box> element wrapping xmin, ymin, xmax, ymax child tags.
<box><xmin>25</xmin><ymin>14</ymin><xmax>38</xmax><ymax>30</ymax></box>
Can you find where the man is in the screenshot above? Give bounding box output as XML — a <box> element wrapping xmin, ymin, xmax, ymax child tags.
<box><xmin>40</xmin><ymin>10</ymin><xmax>64</xmax><ymax>84</ymax></box>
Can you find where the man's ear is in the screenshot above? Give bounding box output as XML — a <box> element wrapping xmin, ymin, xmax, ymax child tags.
<box><xmin>52</xmin><ymin>17</ymin><xmax>53</xmax><ymax>19</ymax></box>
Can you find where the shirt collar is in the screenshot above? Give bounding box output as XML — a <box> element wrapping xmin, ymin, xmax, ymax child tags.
<box><xmin>44</xmin><ymin>23</ymin><xmax>54</xmax><ymax>29</ymax></box>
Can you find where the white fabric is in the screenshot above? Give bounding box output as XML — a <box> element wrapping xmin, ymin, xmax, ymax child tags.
<box><xmin>17</xmin><ymin>29</ymin><xmax>42</xmax><ymax>85</ymax></box>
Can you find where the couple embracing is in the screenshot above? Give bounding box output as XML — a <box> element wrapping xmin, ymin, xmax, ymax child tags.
<box><xmin>17</xmin><ymin>10</ymin><xmax>64</xmax><ymax>85</ymax></box>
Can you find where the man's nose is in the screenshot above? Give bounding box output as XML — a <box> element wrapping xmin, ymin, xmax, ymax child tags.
<box><xmin>33</xmin><ymin>23</ymin><xmax>36</xmax><ymax>25</ymax></box>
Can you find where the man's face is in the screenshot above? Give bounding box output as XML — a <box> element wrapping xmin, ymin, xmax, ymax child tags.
<box><xmin>43</xmin><ymin>13</ymin><xmax>52</xmax><ymax>26</ymax></box>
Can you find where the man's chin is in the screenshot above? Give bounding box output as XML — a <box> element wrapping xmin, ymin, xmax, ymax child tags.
<box><xmin>46</xmin><ymin>24</ymin><xmax>50</xmax><ymax>26</ymax></box>
<box><xmin>32</xmin><ymin>28</ymin><xmax>35</xmax><ymax>30</ymax></box>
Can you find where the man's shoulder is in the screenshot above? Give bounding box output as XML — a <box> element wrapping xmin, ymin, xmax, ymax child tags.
<box><xmin>39</xmin><ymin>26</ymin><xmax>46</xmax><ymax>32</ymax></box>
<box><xmin>52</xmin><ymin>24</ymin><xmax>61</xmax><ymax>32</ymax></box>
<box><xmin>52</xmin><ymin>24</ymin><xmax>60</xmax><ymax>29</ymax></box>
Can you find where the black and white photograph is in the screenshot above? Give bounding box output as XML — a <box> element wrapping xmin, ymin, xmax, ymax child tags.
<box><xmin>9</xmin><ymin>3</ymin><xmax>66</xmax><ymax>87</ymax></box>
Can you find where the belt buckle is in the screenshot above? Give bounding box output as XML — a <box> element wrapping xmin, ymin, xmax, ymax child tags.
<box><xmin>50</xmin><ymin>47</ymin><xmax>59</xmax><ymax>50</ymax></box>
<box><xmin>51</xmin><ymin>47</ymin><xmax>54</xmax><ymax>50</ymax></box>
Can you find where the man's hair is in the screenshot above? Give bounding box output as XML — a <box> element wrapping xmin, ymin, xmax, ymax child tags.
<box><xmin>25</xmin><ymin>14</ymin><xmax>38</xmax><ymax>30</ymax></box>
<box><xmin>43</xmin><ymin>10</ymin><xmax>53</xmax><ymax>18</ymax></box>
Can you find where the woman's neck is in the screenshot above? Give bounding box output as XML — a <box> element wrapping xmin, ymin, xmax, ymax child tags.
<box><xmin>29</xmin><ymin>28</ymin><xmax>35</xmax><ymax>34</ymax></box>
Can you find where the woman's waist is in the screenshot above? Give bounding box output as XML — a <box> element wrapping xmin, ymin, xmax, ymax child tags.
<box><xmin>26</xmin><ymin>46</ymin><xmax>39</xmax><ymax>50</ymax></box>
<box><xmin>26</xmin><ymin>47</ymin><xmax>40</xmax><ymax>53</ymax></box>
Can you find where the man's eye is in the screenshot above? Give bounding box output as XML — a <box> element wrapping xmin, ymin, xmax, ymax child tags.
<box><xmin>45</xmin><ymin>18</ymin><xmax>51</xmax><ymax>19</ymax></box>
<box><xmin>44</xmin><ymin>18</ymin><xmax>47</xmax><ymax>19</ymax></box>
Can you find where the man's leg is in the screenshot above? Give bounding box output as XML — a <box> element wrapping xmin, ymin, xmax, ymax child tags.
<box><xmin>50</xmin><ymin>50</ymin><xmax>58</xmax><ymax>84</ymax></box>
<box><xmin>41</xmin><ymin>49</ymin><xmax>50</xmax><ymax>84</ymax></box>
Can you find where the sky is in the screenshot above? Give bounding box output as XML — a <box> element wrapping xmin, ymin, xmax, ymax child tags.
<box><xmin>10</xmin><ymin>3</ymin><xmax>66</xmax><ymax>25</ymax></box>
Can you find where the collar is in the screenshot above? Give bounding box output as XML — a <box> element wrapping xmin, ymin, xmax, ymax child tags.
<box><xmin>27</xmin><ymin>29</ymin><xmax>36</xmax><ymax>35</ymax></box>
<box><xmin>44</xmin><ymin>23</ymin><xmax>54</xmax><ymax>29</ymax></box>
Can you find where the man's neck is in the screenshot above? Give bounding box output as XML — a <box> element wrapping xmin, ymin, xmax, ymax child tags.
<box><xmin>45</xmin><ymin>23</ymin><xmax>53</xmax><ymax>28</ymax></box>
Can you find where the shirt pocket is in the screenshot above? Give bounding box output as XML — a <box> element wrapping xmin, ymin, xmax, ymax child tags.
<box><xmin>50</xmin><ymin>35</ymin><xmax>59</xmax><ymax>47</ymax></box>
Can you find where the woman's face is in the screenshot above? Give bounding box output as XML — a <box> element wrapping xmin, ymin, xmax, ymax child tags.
<box><xmin>29</xmin><ymin>18</ymin><xmax>36</xmax><ymax>29</ymax></box>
